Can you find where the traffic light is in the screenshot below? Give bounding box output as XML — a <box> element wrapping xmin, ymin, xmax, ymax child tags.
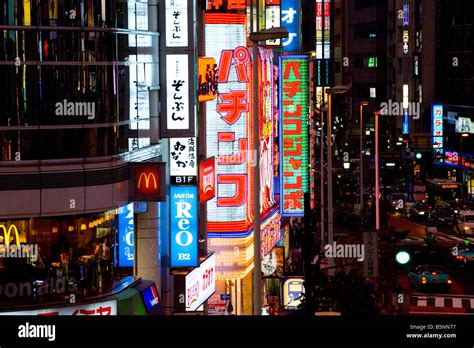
<box><xmin>395</xmin><ymin>250</ymin><xmax>411</xmax><ymax>265</ymax></box>
<box><xmin>415</xmin><ymin>153</ymin><xmax>422</xmax><ymax>160</ymax></box>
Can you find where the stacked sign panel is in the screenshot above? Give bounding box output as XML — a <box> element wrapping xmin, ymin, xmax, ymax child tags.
<box><xmin>205</xmin><ymin>13</ymin><xmax>252</xmax><ymax>235</ymax></box>
<box><xmin>279</xmin><ymin>56</ymin><xmax>309</xmax><ymax>216</ymax></box>
<box><xmin>170</xmin><ymin>186</ymin><xmax>198</xmax><ymax>267</ymax></box>
<box><xmin>281</xmin><ymin>0</ymin><xmax>301</xmax><ymax>53</ymax></box>
<box><xmin>204</xmin><ymin>13</ymin><xmax>254</xmax><ymax>278</ymax></box>
<box><xmin>432</xmin><ymin>104</ymin><xmax>443</xmax><ymax>162</ymax></box>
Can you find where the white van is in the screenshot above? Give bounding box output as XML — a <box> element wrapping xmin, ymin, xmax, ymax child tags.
<box><xmin>456</xmin><ymin>211</ymin><xmax>474</xmax><ymax>236</ymax></box>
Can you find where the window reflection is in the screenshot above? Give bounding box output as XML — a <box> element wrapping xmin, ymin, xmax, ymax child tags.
<box><xmin>0</xmin><ymin>0</ymin><xmax>159</xmax><ymax>161</ymax></box>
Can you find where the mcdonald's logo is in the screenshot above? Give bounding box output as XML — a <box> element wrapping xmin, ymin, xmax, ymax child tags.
<box><xmin>135</xmin><ymin>167</ymin><xmax>160</xmax><ymax>195</ymax></box>
<box><xmin>137</xmin><ymin>172</ymin><xmax>158</xmax><ymax>190</ymax></box>
<box><xmin>0</xmin><ymin>224</ymin><xmax>20</xmax><ymax>248</ymax></box>
<box><xmin>129</xmin><ymin>163</ymin><xmax>166</xmax><ymax>201</ymax></box>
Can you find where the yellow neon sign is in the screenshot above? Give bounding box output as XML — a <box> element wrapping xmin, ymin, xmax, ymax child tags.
<box><xmin>137</xmin><ymin>172</ymin><xmax>158</xmax><ymax>189</ymax></box>
<box><xmin>0</xmin><ymin>224</ymin><xmax>20</xmax><ymax>248</ymax></box>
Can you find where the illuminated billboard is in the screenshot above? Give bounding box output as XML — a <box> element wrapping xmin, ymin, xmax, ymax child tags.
<box><xmin>185</xmin><ymin>253</ymin><xmax>216</xmax><ymax>311</ymax></box>
<box><xmin>282</xmin><ymin>277</ymin><xmax>304</xmax><ymax>310</ymax></box>
<box><xmin>265</xmin><ymin>5</ymin><xmax>281</xmax><ymax>46</ymax></box>
<box><xmin>170</xmin><ymin>137</ymin><xmax>197</xmax><ymax>185</ymax></box>
<box><xmin>432</xmin><ymin>105</ymin><xmax>443</xmax><ymax>161</ymax></box>
<box><xmin>259</xmin><ymin>48</ymin><xmax>277</xmax><ymax>215</ymax></box>
<box><xmin>170</xmin><ymin>186</ymin><xmax>198</xmax><ymax>267</ymax></box>
<box><xmin>118</xmin><ymin>203</ymin><xmax>134</xmax><ymax>267</ymax></box>
<box><xmin>204</xmin><ymin>13</ymin><xmax>253</xmax><ymax>235</ymax></box>
<box><xmin>281</xmin><ymin>0</ymin><xmax>301</xmax><ymax>53</ymax></box>
<box><xmin>199</xmin><ymin>157</ymin><xmax>216</xmax><ymax>203</ymax></box>
<box><xmin>260</xmin><ymin>209</ymin><xmax>281</xmax><ymax>257</ymax></box>
<box><xmin>279</xmin><ymin>56</ymin><xmax>309</xmax><ymax>216</ymax></box>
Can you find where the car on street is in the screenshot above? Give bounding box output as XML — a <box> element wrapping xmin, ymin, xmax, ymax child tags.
<box><xmin>428</xmin><ymin>205</ymin><xmax>457</xmax><ymax>227</ymax></box>
<box><xmin>409</xmin><ymin>201</ymin><xmax>433</xmax><ymax>220</ymax></box>
<box><xmin>408</xmin><ymin>265</ymin><xmax>452</xmax><ymax>292</ymax></box>
<box><xmin>451</xmin><ymin>242</ymin><xmax>474</xmax><ymax>266</ymax></box>
<box><xmin>456</xmin><ymin>210</ymin><xmax>474</xmax><ymax>236</ymax></box>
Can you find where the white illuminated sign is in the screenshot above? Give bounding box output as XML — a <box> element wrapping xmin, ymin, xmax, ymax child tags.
<box><xmin>165</xmin><ymin>0</ymin><xmax>188</xmax><ymax>47</ymax></box>
<box><xmin>205</xmin><ymin>15</ymin><xmax>250</xmax><ymax>228</ymax></box>
<box><xmin>166</xmin><ymin>54</ymin><xmax>190</xmax><ymax>130</ymax></box>
<box><xmin>403</xmin><ymin>84</ymin><xmax>409</xmax><ymax>109</ymax></box>
<box><xmin>185</xmin><ymin>254</ymin><xmax>216</xmax><ymax>311</ymax></box>
<box><xmin>170</xmin><ymin>137</ymin><xmax>197</xmax><ymax>177</ymax></box>
<box><xmin>456</xmin><ymin>117</ymin><xmax>473</xmax><ymax>134</ymax></box>
<box><xmin>0</xmin><ymin>300</ymin><xmax>117</xmax><ymax>316</ymax></box>
<box><xmin>265</xmin><ymin>6</ymin><xmax>281</xmax><ymax>46</ymax></box>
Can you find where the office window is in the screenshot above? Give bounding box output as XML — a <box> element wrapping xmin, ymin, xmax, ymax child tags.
<box><xmin>370</xmin><ymin>88</ymin><xmax>377</xmax><ymax>98</ymax></box>
<box><xmin>367</xmin><ymin>57</ymin><xmax>378</xmax><ymax>68</ymax></box>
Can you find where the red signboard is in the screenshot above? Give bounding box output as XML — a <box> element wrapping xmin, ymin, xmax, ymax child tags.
<box><xmin>206</xmin><ymin>0</ymin><xmax>247</xmax><ymax>11</ymax></box>
<box><xmin>136</xmin><ymin>168</ymin><xmax>160</xmax><ymax>195</ymax></box>
<box><xmin>129</xmin><ymin>163</ymin><xmax>166</xmax><ymax>201</ymax></box>
<box><xmin>200</xmin><ymin>157</ymin><xmax>216</xmax><ymax>203</ymax></box>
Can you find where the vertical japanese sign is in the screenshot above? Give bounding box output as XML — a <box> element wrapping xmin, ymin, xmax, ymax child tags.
<box><xmin>166</xmin><ymin>55</ymin><xmax>190</xmax><ymax>131</ymax></box>
<box><xmin>160</xmin><ymin>0</ymin><xmax>195</xmax><ymax>137</ymax></box>
<box><xmin>403</xmin><ymin>2</ymin><xmax>409</xmax><ymax>55</ymax></box>
<box><xmin>205</xmin><ymin>13</ymin><xmax>253</xmax><ymax>234</ymax></box>
<box><xmin>315</xmin><ymin>0</ymin><xmax>332</xmax><ymax>86</ymax></box>
<box><xmin>281</xmin><ymin>0</ymin><xmax>300</xmax><ymax>53</ymax></box>
<box><xmin>118</xmin><ymin>203</ymin><xmax>134</xmax><ymax>267</ymax></box>
<box><xmin>170</xmin><ymin>186</ymin><xmax>198</xmax><ymax>267</ymax></box>
<box><xmin>165</xmin><ymin>0</ymin><xmax>188</xmax><ymax>47</ymax></box>
<box><xmin>265</xmin><ymin>4</ymin><xmax>281</xmax><ymax>46</ymax></box>
<box><xmin>363</xmin><ymin>231</ymin><xmax>379</xmax><ymax>278</ymax></box>
<box><xmin>260</xmin><ymin>48</ymin><xmax>277</xmax><ymax>215</ymax></box>
<box><xmin>432</xmin><ymin>104</ymin><xmax>444</xmax><ymax>162</ymax></box>
<box><xmin>279</xmin><ymin>56</ymin><xmax>309</xmax><ymax>216</ymax></box>
<box><xmin>170</xmin><ymin>137</ymin><xmax>197</xmax><ymax>185</ymax></box>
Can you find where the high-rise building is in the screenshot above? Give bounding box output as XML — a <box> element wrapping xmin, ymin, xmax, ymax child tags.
<box><xmin>0</xmin><ymin>1</ymin><xmax>164</xmax><ymax>314</ymax></box>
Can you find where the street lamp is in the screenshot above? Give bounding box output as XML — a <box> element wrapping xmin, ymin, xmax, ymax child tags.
<box><xmin>249</xmin><ymin>27</ymin><xmax>288</xmax><ymax>316</ymax></box>
<box><xmin>359</xmin><ymin>101</ymin><xmax>368</xmax><ymax>229</ymax></box>
<box><xmin>460</xmin><ymin>133</ymin><xmax>470</xmax><ymax>200</ymax></box>
<box><xmin>325</xmin><ymin>85</ymin><xmax>349</xmax><ymax>275</ymax></box>
<box><xmin>374</xmin><ymin>110</ymin><xmax>382</xmax><ymax>231</ymax></box>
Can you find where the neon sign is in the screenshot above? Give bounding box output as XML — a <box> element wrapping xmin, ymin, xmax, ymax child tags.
<box><xmin>170</xmin><ymin>186</ymin><xmax>198</xmax><ymax>267</ymax></box>
<box><xmin>432</xmin><ymin>105</ymin><xmax>443</xmax><ymax>161</ymax></box>
<box><xmin>206</xmin><ymin>0</ymin><xmax>246</xmax><ymax>11</ymax></box>
<box><xmin>199</xmin><ymin>157</ymin><xmax>216</xmax><ymax>203</ymax></box>
<box><xmin>0</xmin><ymin>224</ymin><xmax>20</xmax><ymax>248</ymax></box>
<box><xmin>205</xmin><ymin>13</ymin><xmax>253</xmax><ymax>235</ymax></box>
<box><xmin>259</xmin><ymin>48</ymin><xmax>277</xmax><ymax>214</ymax></box>
<box><xmin>118</xmin><ymin>203</ymin><xmax>134</xmax><ymax>267</ymax></box>
<box><xmin>260</xmin><ymin>209</ymin><xmax>281</xmax><ymax>257</ymax></box>
<box><xmin>281</xmin><ymin>0</ymin><xmax>300</xmax><ymax>53</ymax></box>
<box><xmin>198</xmin><ymin>57</ymin><xmax>218</xmax><ymax>102</ymax></box>
<box><xmin>279</xmin><ymin>56</ymin><xmax>309</xmax><ymax>216</ymax></box>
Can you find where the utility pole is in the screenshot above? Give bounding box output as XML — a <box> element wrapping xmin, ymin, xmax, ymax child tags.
<box><xmin>249</xmin><ymin>27</ymin><xmax>288</xmax><ymax>316</ymax></box>
<box><xmin>359</xmin><ymin>102</ymin><xmax>368</xmax><ymax>230</ymax></box>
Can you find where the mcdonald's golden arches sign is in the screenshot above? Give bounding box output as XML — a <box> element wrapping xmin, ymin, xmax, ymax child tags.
<box><xmin>129</xmin><ymin>163</ymin><xmax>166</xmax><ymax>201</ymax></box>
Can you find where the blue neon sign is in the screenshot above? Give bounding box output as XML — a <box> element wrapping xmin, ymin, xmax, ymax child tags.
<box><xmin>281</xmin><ymin>0</ymin><xmax>300</xmax><ymax>53</ymax></box>
<box><xmin>170</xmin><ymin>186</ymin><xmax>198</xmax><ymax>267</ymax></box>
<box><xmin>118</xmin><ymin>203</ymin><xmax>134</xmax><ymax>267</ymax></box>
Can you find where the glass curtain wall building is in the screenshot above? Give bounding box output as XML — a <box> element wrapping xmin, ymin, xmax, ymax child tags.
<box><xmin>0</xmin><ymin>0</ymin><xmax>160</xmax><ymax>309</ymax></box>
